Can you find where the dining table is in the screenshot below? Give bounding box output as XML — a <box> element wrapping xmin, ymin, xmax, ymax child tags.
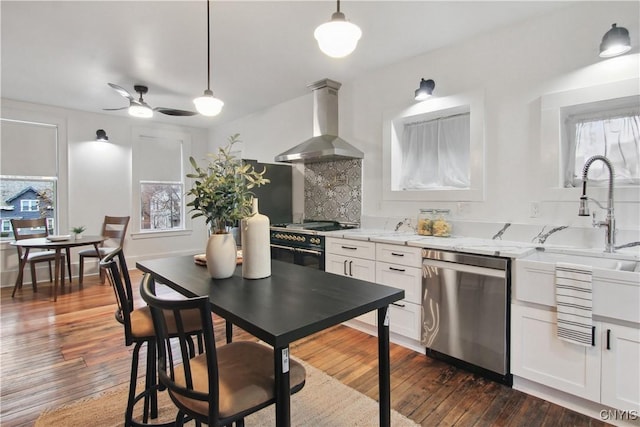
<box><xmin>136</xmin><ymin>255</ymin><xmax>404</xmax><ymax>427</ymax></box>
<box><xmin>11</xmin><ymin>235</ymin><xmax>106</xmax><ymax>301</ymax></box>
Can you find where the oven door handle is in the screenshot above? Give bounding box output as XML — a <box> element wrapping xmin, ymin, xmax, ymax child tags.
<box><xmin>270</xmin><ymin>244</ymin><xmax>323</xmax><ymax>256</ymax></box>
<box><xmin>294</xmin><ymin>247</ymin><xmax>323</xmax><ymax>256</ymax></box>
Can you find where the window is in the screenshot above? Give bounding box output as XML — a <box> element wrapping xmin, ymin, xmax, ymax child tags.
<box><xmin>133</xmin><ymin>129</ymin><xmax>190</xmax><ymax>234</ymax></box>
<box><xmin>20</xmin><ymin>199</ymin><xmax>39</xmax><ymax>212</ymax></box>
<box><xmin>0</xmin><ymin>118</ymin><xmax>60</xmax><ymax>240</ymax></box>
<box><xmin>563</xmin><ymin>98</ymin><xmax>639</xmax><ymax>187</ymax></box>
<box><xmin>383</xmin><ymin>90</ymin><xmax>485</xmax><ymax>202</ymax></box>
<box><xmin>140</xmin><ymin>182</ymin><xmax>183</xmax><ymax>230</ymax></box>
<box><xmin>399</xmin><ymin>113</ymin><xmax>470</xmax><ymax>190</ymax></box>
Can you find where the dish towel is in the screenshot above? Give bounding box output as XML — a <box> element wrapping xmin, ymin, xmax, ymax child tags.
<box><xmin>555</xmin><ymin>262</ymin><xmax>593</xmax><ymax>346</ymax></box>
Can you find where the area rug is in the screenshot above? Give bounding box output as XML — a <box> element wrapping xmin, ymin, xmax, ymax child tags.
<box><xmin>36</xmin><ymin>361</ymin><xmax>418</xmax><ymax>426</ymax></box>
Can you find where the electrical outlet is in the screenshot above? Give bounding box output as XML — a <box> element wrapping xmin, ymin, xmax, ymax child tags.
<box><xmin>457</xmin><ymin>202</ymin><xmax>471</xmax><ymax>215</ymax></box>
<box><xmin>529</xmin><ymin>202</ymin><xmax>540</xmax><ymax>218</ymax></box>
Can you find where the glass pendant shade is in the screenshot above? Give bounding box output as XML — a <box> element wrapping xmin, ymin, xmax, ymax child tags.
<box><xmin>194</xmin><ymin>89</ymin><xmax>224</xmax><ymax>117</ymax></box>
<box><xmin>314</xmin><ymin>12</ymin><xmax>362</xmax><ymax>58</ymax></box>
<box><xmin>128</xmin><ymin>103</ymin><xmax>153</xmax><ymax>118</ymax></box>
<box><xmin>599</xmin><ymin>23</ymin><xmax>631</xmax><ymax>58</ymax></box>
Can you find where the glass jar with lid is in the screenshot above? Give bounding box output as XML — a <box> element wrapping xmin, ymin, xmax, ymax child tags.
<box><xmin>417</xmin><ymin>209</ymin><xmax>434</xmax><ymax>236</ymax></box>
<box><xmin>432</xmin><ymin>209</ymin><xmax>452</xmax><ymax>237</ymax></box>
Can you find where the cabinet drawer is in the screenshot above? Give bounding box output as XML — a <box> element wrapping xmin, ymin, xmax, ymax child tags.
<box><xmin>376</xmin><ymin>262</ymin><xmax>421</xmax><ymax>304</ymax></box>
<box><xmin>376</xmin><ymin>244</ymin><xmax>422</xmax><ymax>267</ymax></box>
<box><xmin>326</xmin><ymin>237</ymin><xmax>376</xmax><ymax>259</ymax></box>
<box><xmin>389</xmin><ymin>301</ymin><xmax>421</xmax><ymax>340</ymax></box>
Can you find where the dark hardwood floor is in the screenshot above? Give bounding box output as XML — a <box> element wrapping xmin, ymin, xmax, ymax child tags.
<box><xmin>0</xmin><ymin>269</ymin><xmax>608</xmax><ymax>426</ymax></box>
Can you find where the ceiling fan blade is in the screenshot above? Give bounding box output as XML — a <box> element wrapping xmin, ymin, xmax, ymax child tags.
<box><xmin>154</xmin><ymin>107</ymin><xmax>198</xmax><ymax>116</ymax></box>
<box><xmin>108</xmin><ymin>83</ymin><xmax>134</xmax><ymax>101</ymax></box>
<box><xmin>103</xmin><ymin>106</ymin><xmax>128</xmax><ymax>111</ymax></box>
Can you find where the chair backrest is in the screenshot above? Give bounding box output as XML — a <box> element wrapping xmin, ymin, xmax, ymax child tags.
<box><xmin>11</xmin><ymin>217</ymin><xmax>49</xmax><ymax>241</ymax></box>
<box><xmin>100</xmin><ymin>247</ymin><xmax>135</xmax><ymax>345</ymax></box>
<box><xmin>100</xmin><ymin>216</ymin><xmax>130</xmax><ymax>248</ymax></box>
<box><xmin>139</xmin><ymin>273</ymin><xmax>219</xmax><ymax>421</ymax></box>
<box><xmin>11</xmin><ymin>218</ymin><xmax>50</xmax><ymax>257</ymax></box>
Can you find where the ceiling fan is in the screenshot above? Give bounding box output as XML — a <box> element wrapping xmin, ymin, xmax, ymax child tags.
<box><xmin>104</xmin><ymin>83</ymin><xmax>198</xmax><ymax>118</ymax></box>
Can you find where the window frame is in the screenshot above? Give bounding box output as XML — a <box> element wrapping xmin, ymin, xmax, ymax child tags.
<box><xmin>130</xmin><ymin>126</ymin><xmax>192</xmax><ymax>239</ymax></box>
<box><xmin>539</xmin><ymin>78</ymin><xmax>640</xmax><ymax>203</ymax></box>
<box><xmin>382</xmin><ymin>90</ymin><xmax>485</xmax><ymax>202</ymax></box>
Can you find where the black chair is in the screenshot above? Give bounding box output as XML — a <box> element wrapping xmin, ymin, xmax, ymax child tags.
<box><xmin>139</xmin><ymin>273</ymin><xmax>306</xmax><ymax>427</ymax></box>
<box><xmin>100</xmin><ymin>248</ymin><xmax>203</xmax><ymax>426</ymax></box>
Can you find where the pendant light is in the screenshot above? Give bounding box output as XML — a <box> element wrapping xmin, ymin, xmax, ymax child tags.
<box><xmin>314</xmin><ymin>0</ymin><xmax>362</xmax><ymax>58</ymax></box>
<box><xmin>599</xmin><ymin>23</ymin><xmax>632</xmax><ymax>58</ymax></box>
<box><xmin>194</xmin><ymin>0</ymin><xmax>224</xmax><ymax>116</ymax></box>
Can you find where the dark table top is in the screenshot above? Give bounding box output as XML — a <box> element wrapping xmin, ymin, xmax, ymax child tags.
<box><xmin>136</xmin><ymin>256</ymin><xmax>404</xmax><ymax>347</ymax></box>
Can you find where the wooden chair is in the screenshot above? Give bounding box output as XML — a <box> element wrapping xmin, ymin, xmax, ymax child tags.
<box><xmin>79</xmin><ymin>215</ymin><xmax>129</xmax><ymax>285</ymax></box>
<box><xmin>11</xmin><ymin>218</ymin><xmax>71</xmax><ymax>296</ymax></box>
<box><xmin>100</xmin><ymin>248</ymin><xmax>203</xmax><ymax>427</ymax></box>
<box><xmin>139</xmin><ymin>272</ymin><xmax>307</xmax><ymax>427</ymax></box>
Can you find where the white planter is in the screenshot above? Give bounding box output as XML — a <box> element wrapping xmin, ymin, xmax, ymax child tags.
<box><xmin>205</xmin><ymin>233</ymin><xmax>237</xmax><ymax>279</ymax></box>
<box><xmin>241</xmin><ymin>198</ymin><xmax>271</xmax><ymax>279</ymax></box>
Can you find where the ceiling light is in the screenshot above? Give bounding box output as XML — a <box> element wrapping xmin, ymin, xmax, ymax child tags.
<box><xmin>95</xmin><ymin>129</ymin><xmax>109</xmax><ymax>142</ymax></box>
<box><xmin>194</xmin><ymin>0</ymin><xmax>224</xmax><ymax>117</ymax></box>
<box><xmin>314</xmin><ymin>0</ymin><xmax>362</xmax><ymax>58</ymax></box>
<box><xmin>128</xmin><ymin>102</ymin><xmax>153</xmax><ymax>118</ymax></box>
<box><xmin>414</xmin><ymin>79</ymin><xmax>435</xmax><ymax>101</ymax></box>
<box><xmin>599</xmin><ymin>23</ymin><xmax>632</xmax><ymax>58</ymax></box>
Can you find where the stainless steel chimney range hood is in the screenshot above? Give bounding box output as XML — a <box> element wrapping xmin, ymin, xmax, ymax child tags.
<box><xmin>275</xmin><ymin>79</ymin><xmax>363</xmax><ymax>163</ymax></box>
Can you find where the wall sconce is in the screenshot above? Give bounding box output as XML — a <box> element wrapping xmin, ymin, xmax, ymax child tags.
<box><xmin>96</xmin><ymin>129</ymin><xmax>109</xmax><ymax>142</ymax></box>
<box><xmin>414</xmin><ymin>78</ymin><xmax>435</xmax><ymax>101</ymax></box>
<box><xmin>599</xmin><ymin>23</ymin><xmax>631</xmax><ymax>58</ymax></box>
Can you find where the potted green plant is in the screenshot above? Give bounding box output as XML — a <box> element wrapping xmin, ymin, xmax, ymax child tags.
<box><xmin>71</xmin><ymin>225</ymin><xmax>86</xmax><ymax>239</ymax></box>
<box><xmin>186</xmin><ymin>134</ymin><xmax>269</xmax><ymax>278</ymax></box>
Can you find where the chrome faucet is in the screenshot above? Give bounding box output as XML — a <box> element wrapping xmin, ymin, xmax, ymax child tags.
<box><xmin>578</xmin><ymin>155</ymin><xmax>616</xmax><ymax>253</ymax></box>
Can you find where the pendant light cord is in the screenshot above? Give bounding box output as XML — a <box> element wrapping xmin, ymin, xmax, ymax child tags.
<box><xmin>206</xmin><ymin>0</ymin><xmax>211</xmax><ymax>91</ymax></box>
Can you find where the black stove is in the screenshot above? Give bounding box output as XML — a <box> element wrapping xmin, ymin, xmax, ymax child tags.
<box><xmin>270</xmin><ymin>220</ymin><xmax>358</xmax><ymax>270</ymax></box>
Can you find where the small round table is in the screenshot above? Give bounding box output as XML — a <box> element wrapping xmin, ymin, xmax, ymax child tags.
<box><xmin>11</xmin><ymin>235</ymin><xmax>106</xmax><ymax>301</ymax></box>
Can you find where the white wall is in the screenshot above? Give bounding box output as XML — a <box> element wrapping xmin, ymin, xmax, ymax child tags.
<box><xmin>0</xmin><ymin>99</ymin><xmax>210</xmax><ymax>286</ymax></box>
<box><xmin>216</xmin><ymin>1</ymin><xmax>640</xmax><ymax>245</ymax></box>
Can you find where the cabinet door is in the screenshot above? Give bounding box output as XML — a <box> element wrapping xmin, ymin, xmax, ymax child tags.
<box><xmin>326</xmin><ymin>253</ymin><xmax>375</xmax><ymax>282</ymax></box>
<box><xmin>389</xmin><ymin>301</ymin><xmax>421</xmax><ymax>340</ymax></box>
<box><xmin>375</xmin><ymin>262</ymin><xmax>421</xmax><ymax>304</ymax></box>
<box><xmin>601</xmin><ymin>324</ymin><xmax>640</xmax><ymax>412</ymax></box>
<box><xmin>511</xmin><ymin>304</ymin><xmax>601</xmax><ymax>402</ymax></box>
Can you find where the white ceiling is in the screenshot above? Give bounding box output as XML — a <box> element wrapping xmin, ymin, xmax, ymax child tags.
<box><xmin>1</xmin><ymin>1</ymin><xmax>572</xmax><ymax>128</ymax></box>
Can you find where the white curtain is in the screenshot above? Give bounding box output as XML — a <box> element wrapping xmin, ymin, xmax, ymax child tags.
<box><xmin>566</xmin><ymin>111</ymin><xmax>640</xmax><ymax>186</ymax></box>
<box><xmin>400</xmin><ymin>113</ymin><xmax>470</xmax><ymax>189</ymax></box>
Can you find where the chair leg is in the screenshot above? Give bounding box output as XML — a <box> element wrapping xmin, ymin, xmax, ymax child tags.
<box><xmin>30</xmin><ymin>263</ymin><xmax>38</xmax><ymax>292</ymax></box>
<box><xmin>125</xmin><ymin>342</ymin><xmax>142</xmax><ymax>427</ymax></box>
<box><xmin>79</xmin><ymin>255</ymin><xmax>85</xmax><ymax>285</ymax></box>
<box><xmin>66</xmin><ymin>248</ymin><xmax>73</xmax><ymax>284</ymax></box>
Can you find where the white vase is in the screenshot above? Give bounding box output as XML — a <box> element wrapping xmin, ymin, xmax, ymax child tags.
<box><xmin>241</xmin><ymin>198</ymin><xmax>271</xmax><ymax>279</ymax></box>
<box><xmin>205</xmin><ymin>233</ymin><xmax>237</xmax><ymax>279</ymax></box>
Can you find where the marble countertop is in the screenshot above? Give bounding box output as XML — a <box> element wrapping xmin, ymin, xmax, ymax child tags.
<box><xmin>322</xmin><ymin>229</ymin><xmax>640</xmax><ymax>261</ymax></box>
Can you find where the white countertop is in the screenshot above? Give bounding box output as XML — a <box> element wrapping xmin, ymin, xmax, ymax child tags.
<box><xmin>323</xmin><ymin>229</ymin><xmax>640</xmax><ymax>261</ymax></box>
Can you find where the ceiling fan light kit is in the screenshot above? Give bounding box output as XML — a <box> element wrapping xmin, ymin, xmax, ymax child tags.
<box><xmin>315</xmin><ymin>0</ymin><xmax>362</xmax><ymax>58</ymax></box>
<box><xmin>128</xmin><ymin>103</ymin><xmax>153</xmax><ymax>118</ymax></box>
<box><xmin>194</xmin><ymin>0</ymin><xmax>224</xmax><ymax>117</ymax></box>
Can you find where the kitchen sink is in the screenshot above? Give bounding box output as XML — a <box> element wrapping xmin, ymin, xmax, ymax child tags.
<box><xmin>522</xmin><ymin>250</ymin><xmax>639</xmax><ymax>272</ymax></box>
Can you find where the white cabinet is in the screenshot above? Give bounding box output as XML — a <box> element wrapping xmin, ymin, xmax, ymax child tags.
<box><xmin>512</xmin><ymin>257</ymin><xmax>640</xmax><ymax>414</ymax></box>
<box><xmin>511</xmin><ymin>304</ymin><xmax>601</xmax><ymax>402</ymax></box>
<box><xmin>601</xmin><ymin>323</ymin><xmax>640</xmax><ymax>412</ymax></box>
<box><xmin>325</xmin><ymin>237</ymin><xmax>377</xmax><ymax>325</ymax></box>
<box><xmin>375</xmin><ymin>244</ymin><xmax>422</xmax><ymax>341</ymax></box>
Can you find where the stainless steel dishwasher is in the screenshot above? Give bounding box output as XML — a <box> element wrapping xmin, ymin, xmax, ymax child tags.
<box><xmin>421</xmin><ymin>248</ymin><xmax>511</xmax><ymax>385</ymax></box>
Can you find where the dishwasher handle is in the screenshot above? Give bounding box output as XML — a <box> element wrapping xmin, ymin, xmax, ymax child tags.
<box><xmin>423</xmin><ymin>258</ymin><xmax>506</xmax><ymax>278</ymax></box>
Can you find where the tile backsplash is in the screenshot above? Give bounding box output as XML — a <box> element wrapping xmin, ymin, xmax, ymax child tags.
<box><xmin>304</xmin><ymin>159</ymin><xmax>362</xmax><ymax>223</ymax></box>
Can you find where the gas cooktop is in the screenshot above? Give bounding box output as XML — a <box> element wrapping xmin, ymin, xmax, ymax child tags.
<box><xmin>271</xmin><ymin>221</ymin><xmax>357</xmax><ymax>232</ymax></box>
